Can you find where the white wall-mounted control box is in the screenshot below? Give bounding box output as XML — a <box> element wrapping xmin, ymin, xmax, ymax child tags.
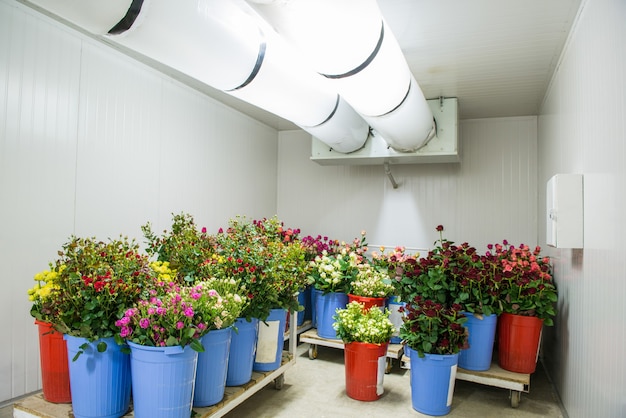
<box><xmin>546</xmin><ymin>174</ymin><xmax>583</xmax><ymax>248</ymax></box>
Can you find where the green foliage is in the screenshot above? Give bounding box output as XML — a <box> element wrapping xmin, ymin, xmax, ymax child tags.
<box><xmin>333</xmin><ymin>301</ymin><xmax>395</xmax><ymax>344</ymax></box>
<box><xmin>141</xmin><ymin>212</ymin><xmax>215</xmax><ymax>283</ymax></box>
<box><xmin>203</xmin><ymin>215</ymin><xmax>308</xmax><ymax>321</ymax></box>
<box><xmin>489</xmin><ymin>241</ymin><xmax>558</xmax><ymax>325</ymax></box>
<box><xmin>400</xmin><ymin>298</ymin><xmax>468</xmax><ymax>357</ymax></box>
<box><xmin>349</xmin><ymin>264</ymin><xmax>396</xmax><ymax>298</ymax></box>
<box><xmin>53</xmin><ymin>236</ymin><xmax>153</xmax><ymax>340</ymax></box>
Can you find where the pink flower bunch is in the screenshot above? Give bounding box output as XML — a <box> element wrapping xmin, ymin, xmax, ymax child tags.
<box><xmin>115</xmin><ymin>281</ymin><xmax>207</xmax><ymax>351</ymax></box>
<box><xmin>488</xmin><ymin>240</ymin><xmax>557</xmax><ymax>325</ymax></box>
<box><xmin>115</xmin><ymin>273</ymin><xmax>247</xmax><ymax>351</ymax></box>
<box><xmin>300</xmin><ymin>234</ymin><xmax>341</xmax><ymax>261</ymax></box>
<box><xmin>251</xmin><ymin>216</ymin><xmax>301</xmax><ymax>244</ymax></box>
<box><xmin>370</xmin><ymin>245</ymin><xmax>420</xmax><ymax>295</ymax></box>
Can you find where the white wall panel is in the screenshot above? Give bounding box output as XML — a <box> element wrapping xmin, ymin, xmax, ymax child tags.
<box><xmin>0</xmin><ymin>0</ymin><xmax>278</xmax><ymax>403</ymax></box>
<box><xmin>538</xmin><ymin>1</ymin><xmax>626</xmax><ymax>417</ymax></box>
<box><xmin>74</xmin><ymin>42</ymin><xmax>163</xmax><ymax>240</ymax></box>
<box><xmin>153</xmin><ymin>78</ymin><xmax>278</xmax><ymax>235</ymax></box>
<box><xmin>0</xmin><ymin>1</ymin><xmax>80</xmax><ymax>400</ymax></box>
<box><xmin>277</xmin><ymin>116</ymin><xmax>538</xmax><ymax>254</ymax></box>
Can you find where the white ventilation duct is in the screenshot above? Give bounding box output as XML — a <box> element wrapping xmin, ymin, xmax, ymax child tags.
<box><xmin>24</xmin><ymin>0</ymin><xmax>136</xmax><ymax>34</ymax></box>
<box><xmin>246</xmin><ymin>0</ymin><xmax>436</xmax><ymax>153</ymax></box>
<box><xmin>25</xmin><ymin>0</ymin><xmax>369</xmax><ymax>154</ymax></box>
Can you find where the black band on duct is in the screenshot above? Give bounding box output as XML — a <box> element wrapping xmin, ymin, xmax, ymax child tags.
<box><xmin>379</xmin><ymin>79</ymin><xmax>412</xmax><ymax>117</ymax></box>
<box><xmin>306</xmin><ymin>95</ymin><xmax>340</xmax><ymax>128</ymax></box>
<box><xmin>226</xmin><ymin>37</ymin><xmax>267</xmax><ymax>91</ymax></box>
<box><xmin>108</xmin><ymin>0</ymin><xmax>144</xmax><ymax>35</ymax></box>
<box><xmin>321</xmin><ymin>21</ymin><xmax>384</xmax><ymax>79</ymax></box>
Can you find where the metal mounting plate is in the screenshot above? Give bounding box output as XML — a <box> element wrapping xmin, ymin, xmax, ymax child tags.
<box><xmin>311</xmin><ymin>97</ymin><xmax>459</xmax><ymax>166</ymax></box>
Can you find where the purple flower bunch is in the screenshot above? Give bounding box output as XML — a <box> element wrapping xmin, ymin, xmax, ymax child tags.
<box><xmin>300</xmin><ymin>234</ymin><xmax>341</xmax><ymax>261</ymax></box>
<box><xmin>115</xmin><ymin>281</ymin><xmax>207</xmax><ymax>351</ymax></box>
<box><xmin>115</xmin><ymin>276</ymin><xmax>247</xmax><ymax>351</ymax></box>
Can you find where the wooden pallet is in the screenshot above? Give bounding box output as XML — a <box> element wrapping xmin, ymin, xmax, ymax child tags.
<box><xmin>299</xmin><ymin>329</ymin><xmax>404</xmax><ymax>373</ymax></box>
<box><xmin>15</xmin><ymin>312</ymin><xmax>301</xmax><ymax>418</ymax></box>
<box><xmin>13</xmin><ymin>353</ymin><xmax>294</xmax><ymax>418</ymax></box>
<box><xmin>400</xmin><ymin>353</ymin><xmax>530</xmax><ymax>407</ymax></box>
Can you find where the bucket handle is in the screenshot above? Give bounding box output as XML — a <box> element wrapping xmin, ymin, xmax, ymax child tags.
<box><xmin>165</xmin><ymin>346</ymin><xmax>186</xmax><ymax>356</ymax></box>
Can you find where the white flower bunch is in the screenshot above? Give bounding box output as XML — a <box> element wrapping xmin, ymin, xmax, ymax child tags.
<box><xmin>350</xmin><ymin>265</ymin><xmax>395</xmax><ymax>298</ymax></box>
<box><xmin>333</xmin><ymin>301</ymin><xmax>395</xmax><ymax>344</ymax></box>
<box><xmin>308</xmin><ymin>249</ymin><xmax>365</xmax><ymax>293</ymax></box>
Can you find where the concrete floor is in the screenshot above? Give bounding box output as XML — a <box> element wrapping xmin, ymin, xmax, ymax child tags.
<box><xmin>2</xmin><ymin>341</ymin><xmax>565</xmax><ymax>418</ymax></box>
<box><xmin>222</xmin><ymin>342</ymin><xmax>565</xmax><ymax>418</ymax></box>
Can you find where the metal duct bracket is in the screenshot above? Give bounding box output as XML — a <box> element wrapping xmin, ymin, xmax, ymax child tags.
<box><xmin>311</xmin><ymin>97</ymin><xmax>459</xmax><ymax>165</ymax></box>
<box><xmin>384</xmin><ymin>162</ymin><xmax>398</xmax><ymax>189</ymax></box>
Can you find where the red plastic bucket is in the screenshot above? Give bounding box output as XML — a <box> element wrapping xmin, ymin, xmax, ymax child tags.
<box><xmin>347</xmin><ymin>294</ymin><xmax>386</xmax><ymax>311</ymax></box>
<box><xmin>35</xmin><ymin>320</ymin><xmax>71</xmax><ymax>403</ymax></box>
<box><xmin>497</xmin><ymin>313</ymin><xmax>543</xmax><ymax>373</ymax></box>
<box><xmin>344</xmin><ymin>341</ymin><xmax>388</xmax><ymax>401</ymax></box>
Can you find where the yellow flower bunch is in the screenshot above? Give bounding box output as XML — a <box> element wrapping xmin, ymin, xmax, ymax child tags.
<box><xmin>150</xmin><ymin>261</ymin><xmax>177</xmax><ymax>282</ymax></box>
<box><xmin>27</xmin><ymin>265</ymin><xmax>64</xmax><ymax>322</ymax></box>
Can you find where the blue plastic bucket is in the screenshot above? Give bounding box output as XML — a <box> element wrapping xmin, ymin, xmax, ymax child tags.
<box><xmin>311</xmin><ymin>287</ymin><xmax>322</xmax><ymax>328</ymax></box>
<box><xmin>297</xmin><ymin>287</ymin><xmax>311</xmax><ymax>326</ymax></box>
<box><xmin>193</xmin><ymin>327</ymin><xmax>232</xmax><ymax>407</ymax></box>
<box><xmin>459</xmin><ymin>312</ymin><xmax>497</xmax><ymax>371</ymax></box>
<box><xmin>253</xmin><ymin>308</ymin><xmax>287</xmax><ymax>372</ymax></box>
<box><xmin>303</xmin><ymin>286</ymin><xmax>313</xmax><ymax>322</ymax></box>
<box><xmin>407</xmin><ymin>346</ymin><xmax>459</xmax><ymax>416</ymax></box>
<box><xmin>387</xmin><ymin>296</ymin><xmax>405</xmax><ymax>344</ymax></box>
<box><xmin>316</xmin><ymin>292</ymin><xmax>348</xmax><ymax>339</ymax></box>
<box><xmin>128</xmin><ymin>342</ymin><xmax>198</xmax><ymax>418</ymax></box>
<box><xmin>226</xmin><ymin>318</ymin><xmax>259</xmax><ymax>386</ymax></box>
<box><xmin>64</xmin><ymin>335</ymin><xmax>131</xmax><ymax>418</ymax></box>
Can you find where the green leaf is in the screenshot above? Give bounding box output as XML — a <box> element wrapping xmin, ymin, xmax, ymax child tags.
<box><xmin>190</xmin><ymin>339</ymin><xmax>205</xmax><ymax>353</ymax></box>
<box><xmin>97</xmin><ymin>341</ymin><xmax>107</xmax><ymax>353</ymax></box>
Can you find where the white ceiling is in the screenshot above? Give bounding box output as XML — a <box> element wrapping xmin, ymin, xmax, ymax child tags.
<box><xmin>209</xmin><ymin>0</ymin><xmax>583</xmax><ymax>130</ymax></box>
<box><xmin>21</xmin><ymin>0</ymin><xmax>583</xmax><ymax>131</ymax></box>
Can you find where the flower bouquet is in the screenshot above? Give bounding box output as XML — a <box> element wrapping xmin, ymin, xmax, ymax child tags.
<box><xmin>307</xmin><ymin>247</ymin><xmax>365</xmax><ymax>294</ymax></box>
<box><xmin>27</xmin><ymin>266</ymin><xmax>72</xmax><ymax>403</ymax></box>
<box><xmin>115</xmin><ymin>275</ymin><xmax>246</xmax><ymax>351</ymax></box>
<box><xmin>448</xmin><ymin>245</ymin><xmax>502</xmax><ymax>317</ymax></box>
<box><xmin>402</xmin><ymin>297</ymin><xmax>468</xmax><ymax>415</ymax></box>
<box><xmin>28</xmin><ymin>266</ymin><xmax>62</xmax><ymax>324</ymax></box>
<box><xmin>349</xmin><ymin>264</ymin><xmax>395</xmax><ymax>298</ymax></box>
<box><xmin>488</xmin><ymin>240</ymin><xmax>557</xmax><ymax>373</ymax></box>
<box><xmin>306</xmin><ymin>233</ymin><xmax>369</xmax><ymax>338</ymax></box>
<box><xmin>265</xmin><ymin>239</ymin><xmax>309</xmax><ymax>313</ymax></box>
<box><xmin>301</xmin><ymin>234</ymin><xmax>341</xmax><ymax>261</ymax></box>
<box><xmin>333</xmin><ymin>301</ymin><xmax>395</xmax><ymax>344</ymax></box>
<box><xmin>334</xmin><ymin>300</ymin><xmax>395</xmax><ymax>401</ymax></box>
<box><xmin>38</xmin><ymin>235</ymin><xmax>153</xmax><ymax>416</ymax></box>
<box><xmin>141</xmin><ymin>212</ymin><xmax>215</xmax><ymax>284</ymax></box>
<box><xmin>400</xmin><ymin>297</ymin><xmax>468</xmax><ymax>358</ymax></box>
<box><xmin>49</xmin><ymin>235</ymin><xmax>153</xmax><ymax>354</ymax></box>
<box><xmin>370</xmin><ymin>245</ymin><xmax>421</xmax><ymax>295</ymax></box>
<box><xmin>204</xmin><ymin>216</ymin><xmax>277</xmax><ymax>321</ymax></box>
<box><xmin>489</xmin><ymin>240</ymin><xmax>557</xmax><ymax>324</ymax></box>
